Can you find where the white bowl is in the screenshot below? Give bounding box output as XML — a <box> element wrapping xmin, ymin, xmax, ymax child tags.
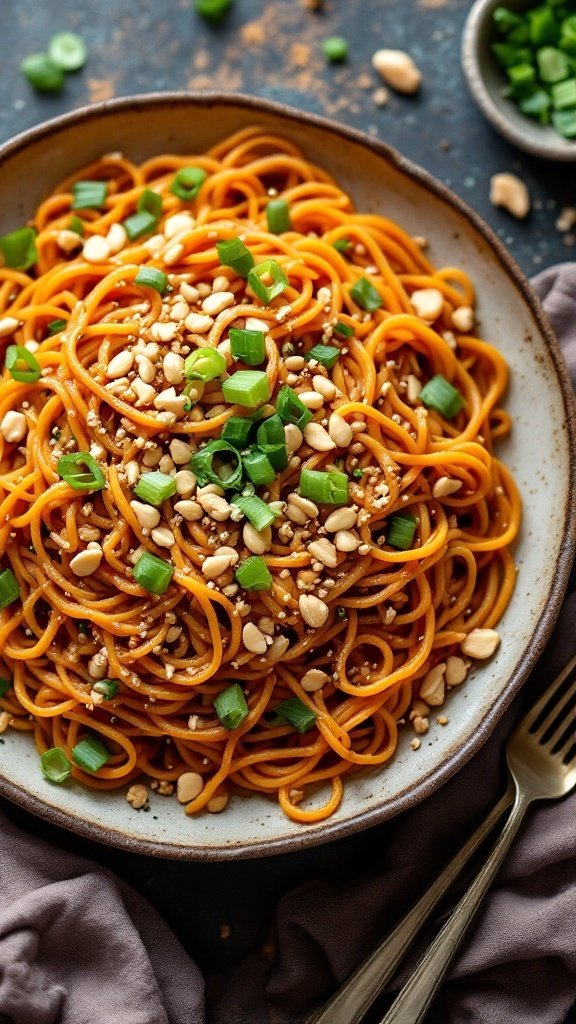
<box><xmin>0</xmin><ymin>93</ymin><xmax>574</xmax><ymax>859</ymax></box>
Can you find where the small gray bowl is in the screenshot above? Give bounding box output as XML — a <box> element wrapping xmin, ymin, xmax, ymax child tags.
<box><xmin>462</xmin><ymin>0</ymin><xmax>576</xmax><ymax>161</ymax></box>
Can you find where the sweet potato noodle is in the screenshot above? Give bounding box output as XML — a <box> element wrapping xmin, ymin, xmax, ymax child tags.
<box><xmin>0</xmin><ymin>127</ymin><xmax>520</xmax><ymax>823</ymax></box>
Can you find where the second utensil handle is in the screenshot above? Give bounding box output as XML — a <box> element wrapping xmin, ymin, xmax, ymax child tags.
<box><xmin>379</xmin><ymin>788</ymin><xmax>529</xmax><ymax>1024</ymax></box>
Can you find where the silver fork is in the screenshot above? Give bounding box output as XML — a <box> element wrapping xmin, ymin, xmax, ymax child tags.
<box><xmin>309</xmin><ymin>653</ymin><xmax>576</xmax><ymax>1024</ymax></box>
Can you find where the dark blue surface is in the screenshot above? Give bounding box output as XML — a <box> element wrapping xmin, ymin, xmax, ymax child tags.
<box><xmin>0</xmin><ymin>1</ymin><xmax>574</xmax><ymax>1021</ymax></box>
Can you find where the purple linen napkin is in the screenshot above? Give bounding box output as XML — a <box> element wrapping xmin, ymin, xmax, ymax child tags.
<box><xmin>1</xmin><ymin>264</ymin><xmax>575</xmax><ymax>1024</ymax></box>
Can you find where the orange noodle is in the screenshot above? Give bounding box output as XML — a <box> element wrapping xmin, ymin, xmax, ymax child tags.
<box><xmin>0</xmin><ymin>127</ymin><xmax>520</xmax><ymax>822</ymax></box>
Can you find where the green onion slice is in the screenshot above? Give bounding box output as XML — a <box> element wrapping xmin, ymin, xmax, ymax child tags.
<box><xmin>256</xmin><ymin>413</ymin><xmax>284</xmax><ymax>445</ymax></box>
<box><xmin>216</xmin><ymin>237</ymin><xmax>254</xmax><ymax>278</ymax></box>
<box><xmin>133</xmin><ymin>550</ymin><xmax>174</xmax><ymax>595</ymax></box>
<box><xmin>57</xmin><ymin>452</ymin><xmax>106</xmax><ymax>492</ymax></box>
<box><xmin>0</xmin><ymin>677</ymin><xmax>12</xmax><ymax>697</ymax></box>
<box><xmin>235</xmin><ymin>554</ymin><xmax>273</xmax><ymax>591</ymax></box>
<box><xmin>48</xmin><ymin>32</ymin><xmax>87</xmax><ymax>71</ymax></box>
<box><xmin>134</xmin><ymin>267</ymin><xmax>171</xmax><ymax>294</ymax></box>
<box><xmin>350</xmin><ymin>277</ymin><xmax>383</xmax><ymax>312</ymax></box>
<box><xmin>334</xmin><ymin>321</ymin><xmax>354</xmax><ymax>338</ymax></box>
<box><xmin>307</xmin><ymin>343</ymin><xmax>340</xmax><ymax>368</ymax></box>
<box><xmin>20</xmin><ymin>53</ymin><xmax>64</xmax><ymax>92</ymax></box>
<box><xmin>92</xmin><ymin>679</ymin><xmax>119</xmax><ymax>699</ymax></box>
<box><xmin>258</xmin><ymin>442</ymin><xmax>288</xmax><ymax>472</ymax></box>
<box><xmin>170</xmin><ymin>166</ymin><xmax>207</xmax><ymax>202</ymax></box>
<box><xmin>184</xmin><ymin>347</ymin><xmax>226</xmax><ymax>382</ymax></box>
<box><xmin>387</xmin><ymin>513</ymin><xmax>418</xmax><ymax>551</ymax></box>
<box><xmin>299</xmin><ymin>468</ymin><xmax>349</xmax><ymax>505</ymax></box>
<box><xmin>69</xmin><ymin>215</ymin><xmax>84</xmax><ymax>236</ymax></box>
<box><xmin>266</xmin><ymin>198</ymin><xmax>292</xmax><ymax>234</ymax></box>
<box><xmin>419</xmin><ymin>374</ymin><xmax>464</xmax><ymax>419</ymax></box>
<box><xmin>242</xmin><ymin>449</ymin><xmax>276</xmax><ymax>486</ymax></box>
<box><xmin>332</xmin><ymin>238</ymin><xmax>351</xmax><ymax>253</ymax></box>
<box><xmin>47</xmin><ymin>318</ymin><xmax>67</xmax><ymax>335</ymax></box>
<box><xmin>0</xmin><ymin>568</ymin><xmax>20</xmax><ymax>610</ymax></box>
<box><xmin>40</xmin><ymin>747</ymin><xmax>72</xmax><ymax>784</ymax></box>
<box><xmin>323</xmin><ymin>35</ymin><xmax>349</xmax><ymax>63</ymax></box>
<box><xmin>275</xmin><ymin>697</ymin><xmax>317</xmax><ymax>733</ymax></box>
<box><xmin>0</xmin><ymin>227</ymin><xmax>38</xmax><ymax>271</ymax></box>
<box><xmin>214</xmin><ymin>683</ymin><xmax>249</xmax><ymax>730</ymax></box>
<box><xmin>123</xmin><ymin>210</ymin><xmax>159</xmax><ymax>241</ymax></box>
<box><xmin>221</xmin><ymin>416</ymin><xmax>254</xmax><ymax>449</ymax></box>
<box><xmin>248</xmin><ymin>260</ymin><xmax>289</xmax><ymax>304</ymax></box>
<box><xmin>229</xmin><ymin>327</ymin><xmax>266</xmax><ymax>365</ymax></box>
<box><xmin>72</xmin><ymin>736</ymin><xmax>110</xmax><ymax>773</ymax></box>
<box><xmin>138</xmin><ymin>188</ymin><xmax>163</xmax><ymax>218</ymax></box>
<box><xmin>134</xmin><ymin>471</ymin><xmax>177</xmax><ymax>506</ymax></box>
<box><xmin>6</xmin><ymin>345</ymin><xmax>41</xmax><ymax>383</ymax></box>
<box><xmin>276</xmin><ymin>385</ymin><xmax>313</xmax><ymax>431</ymax></box>
<box><xmin>222</xmin><ymin>370</ymin><xmax>270</xmax><ymax>408</ymax></box>
<box><xmin>191</xmin><ymin>440</ymin><xmax>243</xmax><ymax>490</ymax></box>
<box><xmin>72</xmin><ymin>180</ymin><xmax>108</xmax><ymax>211</ymax></box>
<box><xmin>232</xmin><ymin>494</ymin><xmax>277</xmax><ymax>530</ymax></box>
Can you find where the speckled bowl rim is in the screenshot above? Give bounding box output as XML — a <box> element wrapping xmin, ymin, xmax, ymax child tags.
<box><xmin>462</xmin><ymin>0</ymin><xmax>576</xmax><ymax>161</ymax></box>
<box><xmin>0</xmin><ymin>91</ymin><xmax>575</xmax><ymax>860</ymax></box>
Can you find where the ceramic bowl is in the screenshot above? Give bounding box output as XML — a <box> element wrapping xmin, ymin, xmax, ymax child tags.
<box><xmin>462</xmin><ymin>0</ymin><xmax>576</xmax><ymax>161</ymax></box>
<box><xmin>0</xmin><ymin>93</ymin><xmax>574</xmax><ymax>860</ymax></box>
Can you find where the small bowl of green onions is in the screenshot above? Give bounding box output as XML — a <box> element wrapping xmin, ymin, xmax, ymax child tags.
<box><xmin>462</xmin><ymin>0</ymin><xmax>576</xmax><ymax>160</ymax></box>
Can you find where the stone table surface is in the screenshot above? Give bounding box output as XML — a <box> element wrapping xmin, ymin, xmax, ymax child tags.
<box><xmin>0</xmin><ymin>0</ymin><xmax>574</xmax><ymax>1020</ymax></box>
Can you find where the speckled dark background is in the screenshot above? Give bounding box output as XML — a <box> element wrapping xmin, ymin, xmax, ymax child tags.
<box><xmin>0</xmin><ymin>1</ymin><xmax>575</xmax><ymax>1021</ymax></box>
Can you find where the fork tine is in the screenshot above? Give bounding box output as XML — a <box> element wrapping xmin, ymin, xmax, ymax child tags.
<box><xmin>518</xmin><ymin>653</ymin><xmax>576</xmax><ymax>734</ymax></box>
<box><xmin>533</xmin><ymin>669</ymin><xmax>576</xmax><ymax>744</ymax></box>
<box><xmin>544</xmin><ymin>696</ymin><xmax>576</xmax><ymax>749</ymax></box>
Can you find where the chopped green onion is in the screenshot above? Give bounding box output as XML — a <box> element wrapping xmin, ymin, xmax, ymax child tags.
<box><xmin>134</xmin><ymin>471</ymin><xmax>177</xmax><ymax>506</ymax></box>
<box><xmin>20</xmin><ymin>53</ymin><xmax>64</xmax><ymax>92</ymax></box>
<box><xmin>195</xmin><ymin>0</ymin><xmax>233</xmax><ymax>22</ymax></box>
<box><xmin>527</xmin><ymin>5</ymin><xmax>560</xmax><ymax>46</ymax></box>
<box><xmin>191</xmin><ymin>439</ymin><xmax>243</xmax><ymax>490</ymax></box>
<box><xmin>231</xmin><ymin>494</ymin><xmax>277</xmax><ymax>530</ymax></box>
<box><xmin>214</xmin><ymin>683</ymin><xmax>249</xmax><ymax>731</ymax></box>
<box><xmin>332</xmin><ymin>238</ymin><xmax>351</xmax><ymax>253</ymax></box>
<box><xmin>92</xmin><ymin>679</ymin><xmax>119</xmax><ymax>699</ymax></box>
<box><xmin>256</xmin><ymin>413</ymin><xmax>284</xmax><ymax>445</ymax></box>
<box><xmin>170</xmin><ymin>166</ymin><xmax>207</xmax><ymax>202</ymax></box>
<box><xmin>134</xmin><ymin>267</ymin><xmax>170</xmax><ymax>294</ymax></box>
<box><xmin>299</xmin><ymin>468</ymin><xmax>349</xmax><ymax>505</ymax></box>
<box><xmin>492</xmin><ymin>6</ymin><xmax>522</xmax><ymax>34</ymax></box>
<box><xmin>491</xmin><ymin>42</ymin><xmax>533</xmax><ymax>68</ymax></box>
<box><xmin>0</xmin><ymin>677</ymin><xmax>12</xmax><ymax>698</ymax></box>
<box><xmin>323</xmin><ymin>35</ymin><xmax>349</xmax><ymax>62</ymax></box>
<box><xmin>419</xmin><ymin>374</ymin><xmax>464</xmax><ymax>419</ymax></box>
<box><xmin>69</xmin><ymin>215</ymin><xmax>84</xmax><ymax>236</ymax></box>
<box><xmin>349</xmin><ymin>277</ymin><xmax>382</xmax><ymax>312</ymax></box>
<box><xmin>352</xmin><ymin>467</ymin><xmax>364</xmax><ymax>478</ymax></box>
<box><xmin>72</xmin><ymin>735</ymin><xmax>110</xmax><ymax>772</ymax></box>
<box><xmin>307</xmin><ymin>343</ymin><xmax>340</xmax><ymax>369</ymax></box>
<box><xmin>0</xmin><ymin>227</ymin><xmax>38</xmax><ymax>271</ymax></box>
<box><xmin>387</xmin><ymin>513</ymin><xmax>418</xmax><ymax>551</ymax></box>
<box><xmin>216</xmin><ymin>237</ymin><xmax>254</xmax><ymax>277</ymax></box>
<box><xmin>552</xmin><ymin>107</ymin><xmax>576</xmax><ymax>135</ymax></box>
<box><xmin>506</xmin><ymin>62</ymin><xmax>537</xmax><ymax>97</ymax></box>
<box><xmin>133</xmin><ymin>550</ymin><xmax>174</xmax><ymax>595</ymax></box>
<box><xmin>551</xmin><ymin>75</ymin><xmax>576</xmax><ymax>107</ymax></box>
<box><xmin>57</xmin><ymin>452</ymin><xmax>106</xmax><ymax>492</ymax></box>
<box><xmin>266</xmin><ymin>198</ymin><xmax>292</xmax><ymax>234</ymax></box>
<box><xmin>6</xmin><ymin>345</ymin><xmax>41</xmax><ymax>383</ymax></box>
<box><xmin>221</xmin><ymin>416</ymin><xmax>254</xmax><ymax>448</ymax></box>
<box><xmin>276</xmin><ymin>385</ymin><xmax>313</xmax><ymax>431</ymax></box>
<box><xmin>0</xmin><ymin>568</ymin><xmax>19</xmax><ymax>610</ymax></box>
<box><xmin>48</xmin><ymin>31</ymin><xmax>87</xmax><ymax>71</ymax></box>
<box><xmin>537</xmin><ymin>45</ymin><xmax>570</xmax><ymax>82</ymax></box>
<box><xmin>40</xmin><ymin>747</ymin><xmax>72</xmax><ymax>784</ymax></box>
<box><xmin>507</xmin><ymin>23</ymin><xmax>530</xmax><ymax>45</ymax></box>
<box><xmin>222</xmin><ymin>370</ymin><xmax>270</xmax><ymax>408</ymax></box>
<box><xmin>123</xmin><ymin>210</ymin><xmax>158</xmax><ymax>241</ymax></box>
<box><xmin>138</xmin><ymin>188</ymin><xmax>163</xmax><ymax>218</ymax></box>
<box><xmin>333</xmin><ymin>321</ymin><xmax>354</xmax><ymax>338</ymax></box>
<box><xmin>560</xmin><ymin>14</ymin><xmax>576</xmax><ymax>55</ymax></box>
<box><xmin>47</xmin><ymin>318</ymin><xmax>67</xmax><ymax>335</ymax></box>
<box><xmin>229</xmin><ymin>327</ymin><xmax>266</xmax><ymax>365</ymax></box>
<box><xmin>275</xmin><ymin>697</ymin><xmax>317</xmax><ymax>733</ymax></box>
<box><xmin>184</xmin><ymin>347</ymin><xmax>226</xmax><ymax>382</ymax></box>
<box><xmin>242</xmin><ymin>449</ymin><xmax>276</xmax><ymax>486</ymax></box>
<box><xmin>257</xmin><ymin>442</ymin><xmax>288</xmax><ymax>472</ymax></box>
<box><xmin>235</xmin><ymin>554</ymin><xmax>273</xmax><ymax>591</ymax></box>
<box><xmin>248</xmin><ymin>260</ymin><xmax>289</xmax><ymax>304</ymax></box>
<box><xmin>519</xmin><ymin>88</ymin><xmax>552</xmax><ymax>123</ymax></box>
<box><xmin>72</xmin><ymin>180</ymin><xmax>108</xmax><ymax>211</ymax></box>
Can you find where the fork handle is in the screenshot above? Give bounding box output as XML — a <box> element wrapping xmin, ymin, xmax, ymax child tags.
<box><xmin>379</xmin><ymin>787</ymin><xmax>529</xmax><ymax>1024</ymax></box>
<box><xmin>306</xmin><ymin>783</ymin><xmax>514</xmax><ymax>1024</ymax></box>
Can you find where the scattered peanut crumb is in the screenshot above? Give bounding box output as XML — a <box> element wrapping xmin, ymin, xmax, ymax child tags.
<box><xmin>437</xmin><ymin>715</ymin><xmax>449</xmax><ymax>726</ymax></box>
<box><xmin>410</xmin><ymin>737</ymin><xmax>421</xmax><ymax>750</ymax></box>
<box><xmin>373</xmin><ymin>87</ymin><xmax>389</xmax><ymax>107</ymax></box>
<box><xmin>126</xmin><ymin>784</ymin><xmax>148</xmax><ymax>810</ymax></box>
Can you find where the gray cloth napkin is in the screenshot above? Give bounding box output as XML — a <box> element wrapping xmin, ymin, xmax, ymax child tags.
<box><xmin>1</xmin><ymin>265</ymin><xmax>576</xmax><ymax>1024</ymax></box>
